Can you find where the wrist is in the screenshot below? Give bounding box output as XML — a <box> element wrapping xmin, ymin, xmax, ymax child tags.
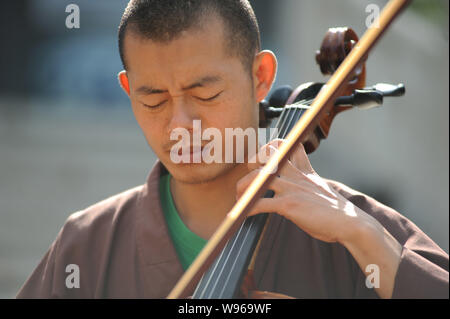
<box><xmin>336</xmin><ymin>201</ymin><xmax>379</xmax><ymax>248</ymax></box>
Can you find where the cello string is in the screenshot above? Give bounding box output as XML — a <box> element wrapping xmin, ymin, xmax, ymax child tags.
<box><xmin>196</xmin><ymin>103</ymin><xmax>314</xmax><ymax>298</ymax></box>
<box><xmin>205</xmin><ymin>213</ymin><xmax>256</xmax><ymax>298</ymax></box>
<box><xmin>277</xmin><ymin>106</ymin><xmax>295</xmax><ymax>138</ymax></box>
<box><xmin>278</xmin><ymin>100</ymin><xmax>311</xmax><ymax>139</ymax></box>
<box><xmin>273</xmin><ymin>97</ymin><xmax>315</xmax><ymax>137</ymax></box>
<box><xmin>194</xmin><ymin>126</ymin><xmax>288</xmax><ymax>297</ymax></box>
<box><xmin>204</xmin><ymin>105</ymin><xmax>301</xmax><ymax>296</ymax></box>
<box><xmin>272</xmin><ymin>104</ymin><xmax>288</xmax><ymax>133</ymax></box>
<box><xmin>195</xmin><ymin>98</ymin><xmax>315</xmax><ymax>298</ymax></box>
<box><xmin>195</xmin><ymin>105</ymin><xmax>296</xmax><ymax>297</ymax></box>
<box><xmin>273</xmin><ymin>100</ymin><xmax>310</xmax><ymax>140</ymax></box>
<box><xmin>195</xmin><ymin>226</ymin><xmax>238</xmax><ymax>298</ymax></box>
<box><xmin>217</xmin><ymin>215</ymin><xmax>261</xmax><ymax>298</ymax></box>
<box><xmin>200</xmin><ymin>215</ymin><xmax>249</xmax><ymax>298</ymax></box>
<box><xmin>196</xmin><ymin>100</ymin><xmax>314</xmax><ymax>298</ymax></box>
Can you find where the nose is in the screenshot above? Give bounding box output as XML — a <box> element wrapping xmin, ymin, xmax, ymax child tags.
<box><xmin>166</xmin><ymin>96</ymin><xmax>198</xmax><ymax>135</ymax></box>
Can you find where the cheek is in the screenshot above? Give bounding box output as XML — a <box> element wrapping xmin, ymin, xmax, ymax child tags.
<box><xmin>220</xmin><ymin>92</ymin><xmax>256</xmax><ymax>124</ymax></box>
<box><xmin>131</xmin><ymin>103</ymin><xmax>165</xmax><ymax>149</ymax></box>
<box><xmin>131</xmin><ymin>104</ymin><xmax>148</xmax><ymax>133</ymax></box>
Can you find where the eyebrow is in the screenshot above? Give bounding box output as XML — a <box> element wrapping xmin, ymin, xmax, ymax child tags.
<box><xmin>135</xmin><ymin>76</ymin><xmax>222</xmax><ymax>95</ymax></box>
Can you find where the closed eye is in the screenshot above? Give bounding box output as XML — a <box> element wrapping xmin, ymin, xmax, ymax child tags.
<box><xmin>195</xmin><ymin>91</ymin><xmax>223</xmax><ymax>102</ymax></box>
<box><xmin>142</xmin><ymin>100</ymin><xmax>167</xmax><ymax>109</ymax></box>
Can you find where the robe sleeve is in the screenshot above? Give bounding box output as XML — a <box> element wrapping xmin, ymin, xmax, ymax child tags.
<box><xmin>15</xmin><ymin>212</ymin><xmax>91</xmax><ymax>299</ymax></box>
<box><xmin>15</xmin><ymin>229</ymin><xmax>63</xmax><ymax>298</ymax></box>
<box><xmin>329</xmin><ymin>180</ymin><xmax>449</xmax><ymax>299</ymax></box>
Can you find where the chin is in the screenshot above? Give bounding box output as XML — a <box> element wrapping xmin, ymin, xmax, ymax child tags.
<box><xmin>165</xmin><ymin>161</ymin><xmax>238</xmax><ymax>185</ymax></box>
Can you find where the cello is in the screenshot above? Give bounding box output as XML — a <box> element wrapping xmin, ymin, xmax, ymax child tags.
<box><xmin>168</xmin><ymin>0</ymin><xmax>411</xmax><ymax>299</ymax></box>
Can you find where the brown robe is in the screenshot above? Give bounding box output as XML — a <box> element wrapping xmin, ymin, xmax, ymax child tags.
<box><xmin>16</xmin><ymin>161</ymin><xmax>449</xmax><ymax>298</ymax></box>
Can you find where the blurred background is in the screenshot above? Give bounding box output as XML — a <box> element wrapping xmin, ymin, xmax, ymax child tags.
<box><xmin>0</xmin><ymin>0</ymin><xmax>448</xmax><ymax>298</ymax></box>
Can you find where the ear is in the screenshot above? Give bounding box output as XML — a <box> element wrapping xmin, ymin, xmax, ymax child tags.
<box><xmin>252</xmin><ymin>50</ymin><xmax>278</xmax><ymax>103</ymax></box>
<box><xmin>118</xmin><ymin>70</ymin><xmax>130</xmax><ymax>96</ymax></box>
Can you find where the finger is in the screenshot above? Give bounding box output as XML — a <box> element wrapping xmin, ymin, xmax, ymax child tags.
<box><xmin>236</xmin><ymin>170</ymin><xmax>302</xmax><ymax>200</ymax></box>
<box><xmin>287</xmin><ymin>143</ymin><xmax>335</xmax><ymax>194</ymax></box>
<box><xmin>266</xmin><ymin>138</ymin><xmax>284</xmax><ymax>149</ymax></box>
<box><xmin>250</xmin><ymin>139</ymin><xmax>313</xmax><ymax>178</ymax></box>
<box><xmin>236</xmin><ymin>169</ymin><xmax>278</xmax><ymax>200</ymax></box>
<box><xmin>301</xmin><ymin>170</ymin><xmax>336</xmax><ymax>196</ymax></box>
<box><xmin>248</xmin><ymin>138</ymin><xmax>285</xmax><ymax>170</ymax></box>
<box><xmin>248</xmin><ymin>143</ymin><xmax>277</xmax><ymax>170</ymax></box>
<box><xmin>245</xmin><ymin>197</ymin><xmax>284</xmax><ymax>216</ymax></box>
<box><xmin>236</xmin><ymin>169</ymin><xmax>259</xmax><ymax>199</ymax></box>
<box><xmin>265</xmin><ymin>140</ymin><xmax>305</xmax><ymax>178</ymax></box>
<box><xmin>248</xmin><ymin>143</ymin><xmax>294</xmax><ymax>177</ymax></box>
<box><xmin>257</xmin><ymin>144</ymin><xmax>307</xmax><ymax>184</ymax></box>
<box><xmin>289</xmin><ymin>142</ymin><xmax>315</xmax><ymax>174</ymax></box>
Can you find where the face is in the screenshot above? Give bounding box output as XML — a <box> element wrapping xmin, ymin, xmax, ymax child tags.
<box><xmin>122</xmin><ymin>16</ymin><xmax>267</xmax><ymax>184</ymax></box>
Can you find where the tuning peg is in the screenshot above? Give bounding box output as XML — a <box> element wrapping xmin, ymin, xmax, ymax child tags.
<box><xmin>334</xmin><ymin>89</ymin><xmax>383</xmax><ymax>109</ymax></box>
<box><xmin>368</xmin><ymin>83</ymin><xmax>405</xmax><ymax>97</ymax></box>
<box><xmin>334</xmin><ymin>83</ymin><xmax>405</xmax><ymax>110</ymax></box>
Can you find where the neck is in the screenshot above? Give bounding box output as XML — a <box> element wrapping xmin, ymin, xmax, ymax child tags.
<box><xmin>170</xmin><ymin>163</ymin><xmax>249</xmax><ymax>240</ymax></box>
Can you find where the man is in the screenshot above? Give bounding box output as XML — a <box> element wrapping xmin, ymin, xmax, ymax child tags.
<box><xmin>17</xmin><ymin>0</ymin><xmax>448</xmax><ymax>298</ymax></box>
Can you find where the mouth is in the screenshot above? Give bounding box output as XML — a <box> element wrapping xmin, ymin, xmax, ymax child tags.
<box><xmin>166</xmin><ymin>144</ymin><xmax>207</xmax><ymax>164</ymax></box>
<box><xmin>178</xmin><ymin>145</ymin><xmax>203</xmax><ymax>156</ymax></box>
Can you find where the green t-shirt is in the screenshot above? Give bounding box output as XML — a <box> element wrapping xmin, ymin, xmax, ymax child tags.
<box><xmin>159</xmin><ymin>173</ymin><xmax>207</xmax><ymax>270</ymax></box>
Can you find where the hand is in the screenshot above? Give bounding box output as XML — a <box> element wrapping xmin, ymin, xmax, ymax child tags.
<box><xmin>236</xmin><ymin>139</ymin><xmax>403</xmax><ymax>298</ymax></box>
<box><xmin>236</xmin><ymin>139</ymin><xmax>365</xmax><ymax>244</ymax></box>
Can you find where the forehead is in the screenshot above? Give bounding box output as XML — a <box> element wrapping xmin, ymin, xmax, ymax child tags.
<box><xmin>123</xmin><ymin>16</ymin><xmax>242</xmax><ymax>85</ymax></box>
